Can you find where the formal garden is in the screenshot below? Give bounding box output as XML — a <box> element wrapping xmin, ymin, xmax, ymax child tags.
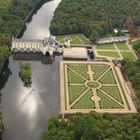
<box><xmin>60</xmin><ymin>62</ymin><xmax>136</xmax><ymax>114</ymax></box>
<box><xmin>95</xmin><ymin>42</ymin><xmax>137</xmax><ymax>60</ymax></box>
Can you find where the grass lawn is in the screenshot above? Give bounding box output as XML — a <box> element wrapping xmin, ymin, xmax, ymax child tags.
<box><xmin>96</xmin><ymin>44</ymin><xmax>115</xmax><ymax>50</ymax></box>
<box><xmin>56</xmin><ymin>34</ymin><xmax>90</xmax><ymax>45</ymax></box>
<box><xmin>99</xmin><ymin>70</ymin><xmax>116</xmax><ymax>84</ymax></box>
<box><xmin>121</xmin><ymin>52</ymin><xmax>136</xmax><ymax>60</ymax></box>
<box><xmin>69</xmin><ymin>64</ymin><xmax>89</xmax><ymax>80</ymax></box>
<box><xmin>101</xmin><ymin>86</ymin><xmax>123</xmax><ymax>103</ymax></box>
<box><xmin>91</xmin><ymin>65</ymin><xmax>109</xmax><ymax>80</ymax></box>
<box><xmin>97</xmin><ymin>51</ymin><xmax>120</xmax><ymax>58</ymax></box>
<box><xmin>68</xmin><ymin>86</ymin><xmax>86</xmax><ymax>103</ymax></box>
<box><xmin>115</xmin><ymin>43</ymin><xmax>129</xmax><ymax>50</ymax></box>
<box><xmin>67</xmin><ymin>68</ymin><xmax>85</xmax><ymax>84</ymax></box>
<box><xmin>77</xmin><ymin>34</ymin><xmax>90</xmax><ymax>44</ymax></box>
<box><xmin>97</xmin><ymin>90</ymin><xmax>123</xmax><ymax>109</ymax></box>
<box><xmin>72</xmin><ymin>90</ymin><xmax>95</xmax><ymax>109</ymax></box>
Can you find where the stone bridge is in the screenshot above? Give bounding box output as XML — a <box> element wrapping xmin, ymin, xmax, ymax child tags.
<box><xmin>11</xmin><ymin>36</ymin><xmax>59</xmax><ymax>56</ymax></box>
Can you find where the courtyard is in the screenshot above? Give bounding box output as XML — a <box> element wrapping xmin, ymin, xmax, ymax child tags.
<box><xmin>60</xmin><ymin>61</ymin><xmax>136</xmax><ymax>114</ymax></box>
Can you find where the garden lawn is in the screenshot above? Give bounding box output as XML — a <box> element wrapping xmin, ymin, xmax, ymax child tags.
<box><xmin>121</xmin><ymin>52</ymin><xmax>136</xmax><ymax>60</ymax></box>
<box><xmin>101</xmin><ymin>86</ymin><xmax>123</xmax><ymax>103</ymax></box>
<box><xmin>72</xmin><ymin>90</ymin><xmax>95</xmax><ymax>109</ymax></box>
<box><xmin>96</xmin><ymin>44</ymin><xmax>115</xmax><ymax>50</ymax></box>
<box><xmin>69</xmin><ymin>64</ymin><xmax>89</xmax><ymax>80</ymax></box>
<box><xmin>115</xmin><ymin>43</ymin><xmax>129</xmax><ymax>50</ymax></box>
<box><xmin>68</xmin><ymin>86</ymin><xmax>86</xmax><ymax>103</ymax></box>
<box><xmin>67</xmin><ymin>68</ymin><xmax>85</xmax><ymax>84</ymax></box>
<box><xmin>99</xmin><ymin>70</ymin><xmax>116</xmax><ymax>84</ymax></box>
<box><xmin>97</xmin><ymin>51</ymin><xmax>120</xmax><ymax>58</ymax></box>
<box><xmin>77</xmin><ymin>34</ymin><xmax>90</xmax><ymax>44</ymax></box>
<box><xmin>97</xmin><ymin>90</ymin><xmax>123</xmax><ymax>109</ymax></box>
<box><xmin>91</xmin><ymin>65</ymin><xmax>109</xmax><ymax>80</ymax></box>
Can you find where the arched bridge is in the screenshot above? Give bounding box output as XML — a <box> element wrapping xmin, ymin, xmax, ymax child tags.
<box><xmin>11</xmin><ymin>36</ymin><xmax>60</xmax><ymax>56</ymax></box>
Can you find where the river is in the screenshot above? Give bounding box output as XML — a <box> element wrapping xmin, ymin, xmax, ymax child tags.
<box><xmin>0</xmin><ymin>0</ymin><xmax>62</xmax><ymax>140</ymax></box>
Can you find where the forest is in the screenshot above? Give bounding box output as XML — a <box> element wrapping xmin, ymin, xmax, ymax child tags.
<box><xmin>0</xmin><ymin>0</ymin><xmax>39</xmax><ymax>74</ymax></box>
<box><xmin>50</xmin><ymin>0</ymin><xmax>140</xmax><ymax>42</ymax></box>
<box><xmin>122</xmin><ymin>59</ymin><xmax>140</xmax><ymax>108</ymax></box>
<box><xmin>41</xmin><ymin>112</ymin><xmax>140</xmax><ymax>140</ymax></box>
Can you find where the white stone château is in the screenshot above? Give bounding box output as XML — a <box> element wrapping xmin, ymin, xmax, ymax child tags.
<box><xmin>11</xmin><ymin>36</ymin><xmax>58</xmax><ymax>56</ymax></box>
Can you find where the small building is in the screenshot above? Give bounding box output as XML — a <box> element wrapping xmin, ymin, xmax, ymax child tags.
<box><xmin>64</xmin><ymin>37</ymin><xmax>71</xmax><ymax>48</ymax></box>
<box><xmin>63</xmin><ymin>47</ymin><xmax>87</xmax><ymax>60</ymax></box>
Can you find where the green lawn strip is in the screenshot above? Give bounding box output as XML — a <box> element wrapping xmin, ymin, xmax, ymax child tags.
<box><xmin>77</xmin><ymin>34</ymin><xmax>90</xmax><ymax>44</ymax></box>
<box><xmin>121</xmin><ymin>52</ymin><xmax>136</xmax><ymax>60</ymax></box>
<box><xmin>67</xmin><ymin>68</ymin><xmax>85</xmax><ymax>84</ymax></box>
<box><xmin>97</xmin><ymin>51</ymin><xmax>120</xmax><ymax>58</ymax></box>
<box><xmin>96</xmin><ymin>44</ymin><xmax>115</xmax><ymax>50</ymax></box>
<box><xmin>101</xmin><ymin>86</ymin><xmax>123</xmax><ymax>104</ymax></box>
<box><xmin>64</xmin><ymin>65</ymin><xmax>67</xmax><ymax>109</ymax></box>
<box><xmin>72</xmin><ymin>90</ymin><xmax>95</xmax><ymax>109</ymax></box>
<box><xmin>97</xmin><ymin>90</ymin><xmax>123</xmax><ymax>109</ymax></box>
<box><xmin>99</xmin><ymin>69</ymin><xmax>116</xmax><ymax>84</ymax></box>
<box><xmin>91</xmin><ymin>64</ymin><xmax>109</xmax><ymax>80</ymax></box>
<box><xmin>113</xmin><ymin>68</ymin><xmax>131</xmax><ymax>110</ymax></box>
<box><xmin>115</xmin><ymin>43</ymin><xmax>129</xmax><ymax>50</ymax></box>
<box><xmin>68</xmin><ymin>85</ymin><xmax>86</xmax><ymax>103</ymax></box>
<box><xmin>69</xmin><ymin>64</ymin><xmax>89</xmax><ymax>80</ymax></box>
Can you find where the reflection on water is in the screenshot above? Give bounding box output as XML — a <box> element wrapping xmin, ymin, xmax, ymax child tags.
<box><xmin>19</xmin><ymin>88</ymin><xmax>40</xmax><ymax>130</ymax></box>
<box><xmin>22</xmin><ymin>0</ymin><xmax>62</xmax><ymax>39</ymax></box>
<box><xmin>12</xmin><ymin>52</ymin><xmax>54</xmax><ymax>64</ymax></box>
<box><xmin>2</xmin><ymin>55</ymin><xmax>62</xmax><ymax>140</ymax></box>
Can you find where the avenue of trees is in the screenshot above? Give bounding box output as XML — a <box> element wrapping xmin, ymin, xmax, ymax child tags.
<box><xmin>122</xmin><ymin>59</ymin><xmax>140</xmax><ymax>107</ymax></box>
<box><xmin>133</xmin><ymin>41</ymin><xmax>140</xmax><ymax>54</ymax></box>
<box><xmin>50</xmin><ymin>0</ymin><xmax>140</xmax><ymax>42</ymax></box>
<box><xmin>41</xmin><ymin>112</ymin><xmax>140</xmax><ymax>140</ymax></box>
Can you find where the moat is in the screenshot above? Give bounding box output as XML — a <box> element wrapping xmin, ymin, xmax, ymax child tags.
<box><xmin>0</xmin><ymin>0</ymin><xmax>61</xmax><ymax>140</ymax></box>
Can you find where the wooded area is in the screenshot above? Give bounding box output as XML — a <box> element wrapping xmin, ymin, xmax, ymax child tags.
<box><xmin>122</xmin><ymin>59</ymin><xmax>140</xmax><ymax>108</ymax></box>
<box><xmin>42</xmin><ymin>112</ymin><xmax>140</xmax><ymax>140</ymax></box>
<box><xmin>50</xmin><ymin>0</ymin><xmax>140</xmax><ymax>42</ymax></box>
<box><xmin>0</xmin><ymin>0</ymin><xmax>39</xmax><ymax>73</ymax></box>
<box><xmin>133</xmin><ymin>40</ymin><xmax>140</xmax><ymax>54</ymax></box>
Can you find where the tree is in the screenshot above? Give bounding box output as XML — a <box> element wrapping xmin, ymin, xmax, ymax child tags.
<box><xmin>89</xmin><ymin>30</ymin><xmax>99</xmax><ymax>43</ymax></box>
<box><xmin>41</xmin><ymin>112</ymin><xmax>140</xmax><ymax>140</ymax></box>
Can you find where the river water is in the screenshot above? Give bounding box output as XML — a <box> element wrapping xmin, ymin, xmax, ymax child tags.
<box><xmin>0</xmin><ymin>0</ymin><xmax>62</xmax><ymax>140</ymax></box>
